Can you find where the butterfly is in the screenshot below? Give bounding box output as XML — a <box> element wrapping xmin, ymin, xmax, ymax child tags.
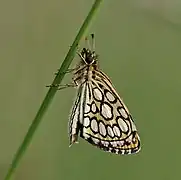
<box><xmin>66</xmin><ymin>34</ymin><xmax>140</xmax><ymax>155</ymax></box>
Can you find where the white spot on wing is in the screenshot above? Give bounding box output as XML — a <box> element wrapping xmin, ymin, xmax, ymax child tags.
<box><xmin>84</xmin><ymin>104</ymin><xmax>90</xmax><ymax>113</ymax></box>
<box><xmin>99</xmin><ymin>122</ymin><xmax>107</xmax><ymax>136</ymax></box>
<box><xmin>113</xmin><ymin>126</ymin><xmax>121</xmax><ymax>137</ymax></box>
<box><xmin>105</xmin><ymin>91</ymin><xmax>116</xmax><ymax>102</ymax></box>
<box><xmin>92</xmin><ymin>137</ymin><xmax>99</xmax><ymax>144</ymax></box>
<box><xmin>101</xmin><ymin>103</ymin><xmax>112</xmax><ymax>119</ymax></box>
<box><xmin>83</xmin><ymin>132</ymin><xmax>89</xmax><ymax>139</ymax></box>
<box><xmin>110</xmin><ymin>141</ymin><xmax>117</xmax><ymax>147</ymax></box>
<box><xmin>117</xmin><ymin>117</ymin><xmax>129</xmax><ymax>132</ymax></box>
<box><xmin>115</xmin><ymin>149</ymin><xmax>119</xmax><ymax>154</ymax></box>
<box><xmin>108</xmin><ymin>147</ymin><xmax>113</xmax><ymax>152</ymax></box>
<box><xmin>93</xmin><ymin>88</ymin><xmax>103</xmax><ymax>101</ymax></box>
<box><xmin>127</xmin><ymin>134</ymin><xmax>133</xmax><ymax>142</ymax></box>
<box><xmin>119</xmin><ymin>107</ymin><xmax>128</xmax><ymax>118</ymax></box>
<box><xmin>91</xmin><ymin>103</ymin><xmax>97</xmax><ymax>113</ymax></box>
<box><xmin>101</xmin><ymin>141</ymin><xmax>109</xmax><ymax>147</ymax></box>
<box><xmin>84</xmin><ymin>117</ymin><xmax>90</xmax><ymax>127</ymax></box>
<box><xmin>91</xmin><ymin>119</ymin><xmax>98</xmax><ymax>132</ymax></box>
<box><xmin>127</xmin><ymin>149</ymin><xmax>132</xmax><ymax>154</ymax></box>
<box><xmin>107</xmin><ymin>126</ymin><xmax>114</xmax><ymax>138</ymax></box>
<box><xmin>117</xmin><ymin>141</ymin><xmax>124</xmax><ymax>146</ymax></box>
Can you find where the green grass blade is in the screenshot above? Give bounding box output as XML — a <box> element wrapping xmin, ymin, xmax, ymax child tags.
<box><xmin>4</xmin><ymin>0</ymin><xmax>104</xmax><ymax>179</ymax></box>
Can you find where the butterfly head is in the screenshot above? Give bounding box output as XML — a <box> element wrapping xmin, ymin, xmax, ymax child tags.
<box><xmin>80</xmin><ymin>48</ymin><xmax>98</xmax><ymax>65</ymax></box>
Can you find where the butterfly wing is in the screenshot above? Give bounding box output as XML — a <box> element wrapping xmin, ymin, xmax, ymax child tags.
<box><xmin>69</xmin><ymin>68</ymin><xmax>140</xmax><ymax>155</ymax></box>
<box><xmin>79</xmin><ymin>72</ymin><xmax>141</xmax><ymax>155</ymax></box>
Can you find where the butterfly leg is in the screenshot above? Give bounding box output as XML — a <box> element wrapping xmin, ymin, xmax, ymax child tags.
<box><xmin>54</xmin><ymin>68</ymin><xmax>75</xmax><ymax>76</ymax></box>
<box><xmin>46</xmin><ymin>83</ymin><xmax>77</xmax><ymax>90</ymax></box>
<box><xmin>46</xmin><ymin>78</ymin><xmax>78</xmax><ymax>90</ymax></box>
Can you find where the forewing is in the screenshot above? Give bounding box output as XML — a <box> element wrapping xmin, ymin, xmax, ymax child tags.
<box><xmin>80</xmin><ymin>74</ymin><xmax>141</xmax><ymax>155</ymax></box>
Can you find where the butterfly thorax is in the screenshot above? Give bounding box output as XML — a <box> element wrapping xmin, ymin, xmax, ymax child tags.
<box><xmin>73</xmin><ymin>48</ymin><xmax>99</xmax><ymax>85</ymax></box>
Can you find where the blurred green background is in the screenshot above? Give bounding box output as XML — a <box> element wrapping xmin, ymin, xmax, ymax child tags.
<box><xmin>1</xmin><ymin>0</ymin><xmax>181</xmax><ymax>179</ymax></box>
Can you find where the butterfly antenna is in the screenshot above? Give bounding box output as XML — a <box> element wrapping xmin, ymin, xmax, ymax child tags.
<box><xmin>91</xmin><ymin>33</ymin><xmax>95</xmax><ymax>52</ymax></box>
<box><xmin>85</xmin><ymin>36</ymin><xmax>91</xmax><ymax>50</ymax></box>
